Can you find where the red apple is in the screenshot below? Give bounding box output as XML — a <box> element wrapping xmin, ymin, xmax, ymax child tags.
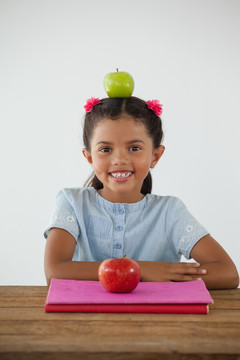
<box><xmin>98</xmin><ymin>255</ymin><xmax>141</xmax><ymax>293</ymax></box>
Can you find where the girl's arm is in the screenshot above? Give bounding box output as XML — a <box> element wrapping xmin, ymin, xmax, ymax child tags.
<box><xmin>44</xmin><ymin>228</ymin><xmax>101</xmax><ymax>286</ymax></box>
<box><xmin>190</xmin><ymin>234</ymin><xmax>239</xmax><ymax>289</ymax></box>
<box><xmin>137</xmin><ymin>235</ymin><xmax>239</xmax><ymax>289</ymax></box>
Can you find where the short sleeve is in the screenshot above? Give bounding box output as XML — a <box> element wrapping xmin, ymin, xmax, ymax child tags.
<box><xmin>44</xmin><ymin>190</ymin><xmax>79</xmax><ymax>241</ymax></box>
<box><xmin>166</xmin><ymin>197</ymin><xmax>209</xmax><ymax>259</ymax></box>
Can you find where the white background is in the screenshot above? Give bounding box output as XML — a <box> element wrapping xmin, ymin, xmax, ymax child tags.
<box><xmin>0</xmin><ymin>0</ymin><xmax>239</xmax><ymax>285</ymax></box>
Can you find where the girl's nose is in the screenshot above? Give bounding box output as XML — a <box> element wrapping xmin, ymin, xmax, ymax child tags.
<box><xmin>111</xmin><ymin>150</ymin><xmax>129</xmax><ymax>166</ymax></box>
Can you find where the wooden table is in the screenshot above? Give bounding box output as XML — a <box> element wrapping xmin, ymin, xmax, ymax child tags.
<box><xmin>0</xmin><ymin>286</ymin><xmax>239</xmax><ymax>359</ymax></box>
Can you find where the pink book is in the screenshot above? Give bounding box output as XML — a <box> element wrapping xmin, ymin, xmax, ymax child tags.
<box><xmin>45</xmin><ymin>279</ymin><xmax>213</xmax><ymax>314</ymax></box>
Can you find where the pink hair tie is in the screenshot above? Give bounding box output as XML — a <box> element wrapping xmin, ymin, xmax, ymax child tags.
<box><xmin>146</xmin><ymin>100</ymin><xmax>163</xmax><ymax>116</ymax></box>
<box><xmin>84</xmin><ymin>97</ymin><xmax>101</xmax><ymax>112</ymax></box>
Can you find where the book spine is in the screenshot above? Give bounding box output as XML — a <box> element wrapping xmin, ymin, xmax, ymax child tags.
<box><xmin>45</xmin><ymin>303</ymin><xmax>208</xmax><ymax>314</ymax></box>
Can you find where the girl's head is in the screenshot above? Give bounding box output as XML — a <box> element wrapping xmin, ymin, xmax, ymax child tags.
<box><xmin>83</xmin><ymin>96</ymin><xmax>164</xmax><ymax>198</ymax></box>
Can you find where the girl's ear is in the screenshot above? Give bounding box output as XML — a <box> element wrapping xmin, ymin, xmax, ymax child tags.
<box><xmin>82</xmin><ymin>148</ymin><xmax>93</xmax><ymax>165</ymax></box>
<box><xmin>150</xmin><ymin>145</ymin><xmax>165</xmax><ymax>169</ymax></box>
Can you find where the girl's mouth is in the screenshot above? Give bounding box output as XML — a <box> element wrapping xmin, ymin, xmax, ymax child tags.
<box><xmin>109</xmin><ymin>171</ymin><xmax>133</xmax><ymax>182</ymax></box>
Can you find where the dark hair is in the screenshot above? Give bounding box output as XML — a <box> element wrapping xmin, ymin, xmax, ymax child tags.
<box><xmin>83</xmin><ymin>96</ymin><xmax>164</xmax><ymax>195</ymax></box>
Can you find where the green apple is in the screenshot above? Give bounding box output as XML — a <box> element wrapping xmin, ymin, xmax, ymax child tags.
<box><xmin>104</xmin><ymin>69</ymin><xmax>134</xmax><ymax>98</ymax></box>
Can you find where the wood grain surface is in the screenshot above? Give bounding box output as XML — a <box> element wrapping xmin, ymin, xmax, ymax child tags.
<box><xmin>0</xmin><ymin>286</ymin><xmax>239</xmax><ymax>360</ymax></box>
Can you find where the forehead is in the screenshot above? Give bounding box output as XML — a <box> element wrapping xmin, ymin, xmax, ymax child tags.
<box><xmin>92</xmin><ymin>116</ymin><xmax>149</xmax><ymax>138</ymax></box>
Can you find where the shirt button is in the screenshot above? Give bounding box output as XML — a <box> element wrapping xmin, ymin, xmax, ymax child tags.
<box><xmin>114</xmin><ymin>243</ymin><xmax>122</xmax><ymax>249</ymax></box>
<box><xmin>119</xmin><ymin>209</ymin><xmax>124</xmax><ymax>214</ymax></box>
<box><xmin>115</xmin><ymin>226</ymin><xmax>123</xmax><ymax>232</ymax></box>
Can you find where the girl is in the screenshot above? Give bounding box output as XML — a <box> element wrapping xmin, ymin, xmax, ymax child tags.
<box><xmin>44</xmin><ymin>97</ymin><xmax>239</xmax><ymax>289</ymax></box>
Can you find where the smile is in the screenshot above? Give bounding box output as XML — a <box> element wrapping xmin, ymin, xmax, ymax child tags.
<box><xmin>109</xmin><ymin>171</ymin><xmax>133</xmax><ymax>181</ymax></box>
<box><xmin>110</xmin><ymin>171</ymin><xmax>133</xmax><ymax>178</ymax></box>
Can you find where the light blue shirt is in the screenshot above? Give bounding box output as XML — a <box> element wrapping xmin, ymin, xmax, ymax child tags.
<box><xmin>44</xmin><ymin>187</ymin><xmax>209</xmax><ymax>262</ymax></box>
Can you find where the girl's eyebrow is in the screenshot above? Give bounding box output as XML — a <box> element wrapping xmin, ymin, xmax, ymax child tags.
<box><xmin>95</xmin><ymin>141</ymin><xmax>112</xmax><ymax>145</ymax></box>
<box><xmin>128</xmin><ymin>139</ymin><xmax>145</xmax><ymax>144</ymax></box>
<box><xmin>95</xmin><ymin>139</ymin><xmax>145</xmax><ymax>146</ymax></box>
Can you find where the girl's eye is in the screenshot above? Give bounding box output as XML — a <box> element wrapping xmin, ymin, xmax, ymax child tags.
<box><xmin>129</xmin><ymin>146</ymin><xmax>141</xmax><ymax>152</ymax></box>
<box><xmin>100</xmin><ymin>147</ymin><xmax>112</xmax><ymax>153</ymax></box>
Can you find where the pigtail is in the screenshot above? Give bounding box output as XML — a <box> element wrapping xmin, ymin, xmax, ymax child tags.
<box><xmin>141</xmin><ymin>172</ymin><xmax>152</xmax><ymax>195</ymax></box>
<box><xmin>84</xmin><ymin>172</ymin><xmax>103</xmax><ymax>190</ymax></box>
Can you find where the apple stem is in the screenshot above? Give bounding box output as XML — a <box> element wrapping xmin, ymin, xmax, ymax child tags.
<box><xmin>116</xmin><ymin>68</ymin><xmax>119</xmax><ymax>72</ymax></box>
<box><xmin>122</xmin><ymin>254</ymin><xmax>126</xmax><ymax>259</ymax></box>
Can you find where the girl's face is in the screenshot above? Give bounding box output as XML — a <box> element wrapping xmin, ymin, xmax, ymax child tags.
<box><xmin>83</xmin><ymin>116</ymin><xmax>165</xmax><ymax>203</ymax></box>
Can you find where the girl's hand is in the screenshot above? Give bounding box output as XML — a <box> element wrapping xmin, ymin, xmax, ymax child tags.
<box><xmin>136</xmin><ymin>261</ymin><xmax>207</xmax><ymax>282</ymax></box>
<box><xmin>137</xmin><ymin>235</ymin><xmax>239</xmax><ymax>289</ymax></box>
